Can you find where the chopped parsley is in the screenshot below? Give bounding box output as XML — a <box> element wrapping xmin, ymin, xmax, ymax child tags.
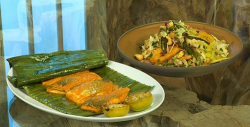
<box><xmin>148</xmin><ymin>52</ymin><xmax>153</xmax><ymax>58</ymax></box>
<box><xmin>152</xmin><ymin>41</ymin><xmax>158</xmax><ymax>48</ymax></box>
<box><xmin>177</xmin><ymin>39</ymin><xmax>180</xmax><ymax>43</ymax></box>
<box><xmin>168</xmin><ymin>27</ymin><xmax>175</xmax><ymax>31</ymax></box>
<box><xmin>139</xmin><ymin>42</ymin><xmax>144</xmax><ymax>49</ymax></box>
<box><xmin>220</xmin><ymin>48</ymin><xmax>223</xmax><ymax>52</ymax></box>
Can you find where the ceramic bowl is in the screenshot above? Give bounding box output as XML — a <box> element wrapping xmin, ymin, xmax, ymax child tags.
<box><xmin>117</xmin><ymin>21</ymin><xmax>243</xmax><ymax>77</ymax></box>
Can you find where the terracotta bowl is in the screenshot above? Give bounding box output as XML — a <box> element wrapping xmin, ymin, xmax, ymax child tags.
<box><xmin>117</xmin><ymin>21</ymin><xmax>243</xmax><ymax>77</ymax></box>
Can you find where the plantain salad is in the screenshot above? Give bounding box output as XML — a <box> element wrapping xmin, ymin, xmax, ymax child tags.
<box><xmin>135</xmin><ymin>20</ymin><xmax>230</xmax><ymax>67</ymax></box>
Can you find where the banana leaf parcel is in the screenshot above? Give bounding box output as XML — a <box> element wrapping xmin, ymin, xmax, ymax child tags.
<box><xmin>7</xmin><ymin>50</ymin><xmax>108</xmax><ymax>88</ymax></box>
<box><xmin>23</xmin><ymin>66</ymin><xmax>154</xmax><ymax>116</ymax></box>
<box><xmin>7</xmin><ymin>49</ymin><xmax>154</xmax><ymax>116</ymax></box>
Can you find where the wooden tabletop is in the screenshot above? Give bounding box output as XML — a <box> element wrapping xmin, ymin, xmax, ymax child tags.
<box><xmin>5</xmin><ymin>78</ymin><xmax>250</xmax><ymax>127</ymax></box>
<box><xmin>1</xmin><ymin>55</ymin><xmax>250</xmax><ymax>127</ymax></box>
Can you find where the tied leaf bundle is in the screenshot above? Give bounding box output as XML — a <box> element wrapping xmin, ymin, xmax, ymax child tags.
<box><xmin>7</xmin><ymin>49</ymin><xmax>154</xmax><ymax>116</ymax></box>
<box><xmin>7</xmin><ymin>50</ymin><xmax>109</xmax><ymax>88</ymax></box>
<box><xmin>23</xmin><ymin>66</ymin><xmax>154</xmax><ymax>116</ymax></box>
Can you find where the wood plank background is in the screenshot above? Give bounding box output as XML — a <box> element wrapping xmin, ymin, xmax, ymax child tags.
<box><xmin>0</xmin><ymin>3</ymin><xmax>8</xmax><ymax>126</ymax></box>
<box><xmin>1</xmin><ymin>0</ymin><xmax>250</xmax><ymax>126</ymax></box>
<box><xmin>0</xmin><ymin>56</ymin><xmax>8</xmax><ymax>127</ymax></box>
<box><xmin>105</xmin><ymin>0</ymin><xmax>250</xmax><ymax>105</ymax></box>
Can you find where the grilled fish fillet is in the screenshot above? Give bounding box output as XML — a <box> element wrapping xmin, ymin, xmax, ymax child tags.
<box><xmin>42</xmin><ymin>70</ymin><xmax>130</xmax><ymax>114</ymax></box>
<box><xmin>66</xmin><ymin>80</ymin><xmax>118</xmax><ymax>105</ymax></box>
<box><xmin>81</xmin><ymin>87</ymin><xmax>130</xmax><ymax>113</ymax></box>
<box><xmin>43</xmin><ymin>70</ymin><xmax>102</xmax><ymax>94</ymax></box>
<box><xmin>42</xmin><ymin>70</ymin><xmax>90</xmax><ymax>86</ymax></box>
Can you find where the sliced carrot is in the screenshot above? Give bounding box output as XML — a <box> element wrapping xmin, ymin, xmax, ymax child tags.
<box><xmin>179</xmin><ymin>54</ymin><xmax>193</xmax><ymax>61</ymax></box>
<box><xmin>149</xmin><ymin>46</ymin><xmax>181</xmax><ymax>64</ymax></box>
<box><xmin>197</xmin><ymin>31</ymin><xmax>214</xmax><ymax>43</ymax></box>
<box><xmin>163</xmin><ymin>46</ymin><xmax>181</xmax><ymax>60</ymax></box>
<box><xmin>202</xmin><ymin>63</ymin><xmax>210</xmax><ymax>66</ymax></box>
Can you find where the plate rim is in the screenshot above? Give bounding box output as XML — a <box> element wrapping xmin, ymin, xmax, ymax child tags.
<box><xmin>6</xmin><ymin>60</ymin><xmax>165</xmax><ymax>122</ymax></box>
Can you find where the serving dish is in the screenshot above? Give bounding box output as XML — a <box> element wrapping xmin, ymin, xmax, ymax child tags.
<box><xmin>7</xmin><ymin>61</ymin><xmax>165</xmax><ymax>122</ymax></box>
<box><xmin>117</xmin><ymin>21</ymin><xmax>243</xmax><ymax>77</ymax></box>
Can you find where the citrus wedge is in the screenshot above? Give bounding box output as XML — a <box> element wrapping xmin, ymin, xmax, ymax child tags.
<box><xmin>102</xmin><ymin>104</ymin><xmax>130</xmax><ymax>117</ymax></box>
<box><xmin>125</xmin><ymin>92</ymin><xmax>153</xmax><ymax>111</ymax></box>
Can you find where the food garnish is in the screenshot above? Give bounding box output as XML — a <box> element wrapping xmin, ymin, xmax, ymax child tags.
<box><xmin>102</xmin><ymin>103</ymin><xmax>130</xmax><ymax>117</ymax></box>
<box><xmin>136</xmin><ymin>20</ymin><xmax>230</xmax><ymax>67</ymax></box>
<box><xmin>125</xmin><ymin>92</ymin><xmax>153</xmax><ymax>111</ymax></box>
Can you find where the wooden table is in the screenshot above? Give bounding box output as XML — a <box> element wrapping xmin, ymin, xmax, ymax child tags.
<box><xmin>1</xmin><ymin>56</ymin><xmax>250</xmax><ymax>127</ymax></box>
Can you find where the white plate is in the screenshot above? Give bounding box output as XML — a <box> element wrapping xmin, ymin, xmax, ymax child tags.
<box><xmin>6</xmin><ymin>61</ymin><xmax>165</xmax><ymax>122</ymax></box>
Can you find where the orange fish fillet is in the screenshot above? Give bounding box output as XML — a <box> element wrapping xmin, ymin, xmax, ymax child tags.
<box><xmin>44</xmin><ymin>71</ymin><xmax>102</xmax><ymax>94</ymax></box>
<box><xmin>42</xmin><ymin>70</ymin><xmax>89</xmax><ymax>86</ymax></box>
<box><xmin>66</xmin><ymin>80</ymin><xmax>118</xmax><ymax>105</ymax></box>
<box><xmin>42</xmin><ymin>70</ymin><xmax>131</xmax><ymax>114</ymax></box>
<box><xmin>80</xmin><ymin>87</ymin><xmax>130</xmax><ymax>113</ymax></box>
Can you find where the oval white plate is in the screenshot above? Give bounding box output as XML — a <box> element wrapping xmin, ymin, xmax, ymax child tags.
<box><xmin>6</xmin><ymin>61</ymin><xmax>165</xmax><ymax>122</ymax></box>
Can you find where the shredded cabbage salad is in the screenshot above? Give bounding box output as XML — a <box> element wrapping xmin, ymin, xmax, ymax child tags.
<box><xmin>134</xmin><ymin>20</ymin><xmax>230</xmax><ymax>67</ymax></box>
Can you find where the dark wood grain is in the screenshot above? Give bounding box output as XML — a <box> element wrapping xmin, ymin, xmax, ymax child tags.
<box><xmin>26</xmin><ymin>0</ymin><xmax>35</xmax><ymax>54</ymax></box>
<box><xmin>0</xmin><ymin>57</ymin><xmax>8</xmax><ymax>127</ymax></box>
<box><xmin>56</xmin><ymin>0</ymin><xmax>64</xmax><ymax>51</ymax></box>
<box><xmin>86</xmin><ymin>0</ymin><xmax>108</xmax><ymax>54</ymax></box>
<box><xmin>9</xmin><ymin>85</ymin><xmax>250</xmax><ymax>127</ymax></box>
<box><xmin>0</xmin><ymin>8</ymin><xmax>3</xmax><ymax>56</ymax></box>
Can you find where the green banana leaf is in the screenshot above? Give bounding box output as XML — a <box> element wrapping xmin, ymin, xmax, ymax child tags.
<box><xmin>23</xmin><ymin>66</ymin><xmax>154</xmax><ymax>116</ymax></box>
<box><xmin>91</xmin><ymin>66</ymin><xmax>154</xmax><ymax>94</ymax></box>
<box><xmin>7</xmin><ymin>50</ymin><xmax>108</xmax><ymax>88</ymax></box>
